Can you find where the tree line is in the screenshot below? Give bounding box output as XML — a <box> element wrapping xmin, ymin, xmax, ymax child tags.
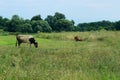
<box><xmin>0</xmin><ymin>12</ymin><xmax>120</xmax><ymax>33</ymax></box>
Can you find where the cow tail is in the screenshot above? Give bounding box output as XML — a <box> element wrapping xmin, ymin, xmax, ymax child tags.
<box><xmin>15</xmin><ymin>34</ymin><xmax>18</xmax><ymax>47</ymax></box>
<box><xmin>16</xmin><ymin>40</ymin><xmax>17</xmax><ymax>46</ymax></box>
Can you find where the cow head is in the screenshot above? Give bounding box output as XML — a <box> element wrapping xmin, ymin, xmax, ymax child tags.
<box><xmin>34</xmin><ymin>42</ymin><xmax>38</xmax><ymax>48</ymax></box>
<box><xmin>29</xmin><ymin>38</ymin><xmax>38</xmax><ymax>48</ymax></box>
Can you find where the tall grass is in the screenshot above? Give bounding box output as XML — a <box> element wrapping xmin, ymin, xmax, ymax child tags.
<box><xmin>0</xmin><ymin>31</ymin><xmax>120</xmax><ymax>80</ymax></box>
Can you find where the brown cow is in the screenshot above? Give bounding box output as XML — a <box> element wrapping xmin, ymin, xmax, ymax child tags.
<box><xmin>74</xmin><ymin>36</ymin><xmax>83</xmax><ymax>41</ymax></box>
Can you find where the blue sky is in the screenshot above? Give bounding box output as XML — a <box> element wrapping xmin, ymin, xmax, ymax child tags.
<box><xmin>0</xmin><ymin>0</ymin><xmax>120</xmax><ymax>24</ymax></box>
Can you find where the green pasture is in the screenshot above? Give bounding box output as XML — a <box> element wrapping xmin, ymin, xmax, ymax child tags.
<box><xmin>0</xmin><ymin>31</ymin><xmax>120</xmax><ymax>80</ymax></box>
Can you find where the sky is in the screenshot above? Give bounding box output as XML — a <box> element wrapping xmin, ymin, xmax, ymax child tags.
<box><xmin>0</xmin><ymin>0</ymin><xmax>120</xmax><ymax>24</ymax></box>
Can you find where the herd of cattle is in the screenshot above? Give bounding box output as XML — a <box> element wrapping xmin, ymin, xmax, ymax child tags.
<box><xmin>15</xmin><ymin>34</ymin><xmax>83</xmax><ymax>48</ymax></box>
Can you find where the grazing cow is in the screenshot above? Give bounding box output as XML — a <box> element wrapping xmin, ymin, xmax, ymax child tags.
<box><xmin>74</xmin><ymin>36</ymin><xmax>83</xmax><ymax>41</ymax></box>
<box><xmin>16</xmin><ymin>34</ymin><xmax>38</xmax><ymax>48</ymax></box>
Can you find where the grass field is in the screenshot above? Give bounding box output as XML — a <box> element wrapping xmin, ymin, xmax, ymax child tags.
<box><xmin>0</xmin><ymin>31</ymin><xmax>120</xmax><ymax>80</ymax></box>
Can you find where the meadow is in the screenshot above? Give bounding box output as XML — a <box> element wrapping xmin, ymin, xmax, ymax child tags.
<box><xmin>0</xmin><ymin>31</ymin><xmax>120</xmax><ymax>80</ymax></box>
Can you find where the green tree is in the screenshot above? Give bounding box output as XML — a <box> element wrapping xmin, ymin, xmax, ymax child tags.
<box><xmin>31</xmin><ymin>20</ymin><xmax>42</xmax><ymax>33</ymax></box>
<box><xmin>45</xmin><ymin>15</ymin><xmax>57</xmax><ymax>31</ymax></box>
<box><xmin>19</xmin><ymin>23</ymin><xmax>33</xmax><ymax>33</ymax></box>
<box><xmin>76</xmin><ymin>23</ymin><xmax>89</xmax><ymax>31</ymax></box>
<box><xmin>0</xmin><ymin>16</ymin><xmax>3</xmax><ymax>29</ymax></box>
<box><xmin>54</xmin><ymin>19</ymin><xmax>74</xmax><ymax>32</ymax></box>
<box><xmin>31</xmin><ymin>20</ymin><xmax>52</xmax><ymax>33</ymax></box>
<box><xmin>76</xmin><ymin>20</ymin><xmax>114</xmax><ymax>31</ymax></box>
<box><xmin>6</xmin><ymin>15</ymin><xmax>22</xmax><ymax>32</ymax></box>
<box><xmin>3</xmin><ymin>18</ymin><xmax>10</xmax><ymax>31</ymax></box>
<box><xmin>0</xmin><ymin>17</ymin><xmax>9</xmax><ymax>30</ymax></box>
<box><xmin>40</xmin><ymin>20</ymin><xmax>52</xmax><ymax>32</ymax></box>
<box><xmin>99</xmin><ymin>20</ymin><xmax>114</xmax><ymax>30</ymax></box>
<box><xmin>54</xmin><ymin>12</ymin><xmax>65</xmax><ymax>20</ymax></box>
<box><xmin>115</xmin><ymin>21</ymin><xmax>120</xmax><ymax>30</ymax></box>
<box><xmin>31</xmin><ymin>15</ymin><xmax>42</xmax><ymax>21</ymax></box>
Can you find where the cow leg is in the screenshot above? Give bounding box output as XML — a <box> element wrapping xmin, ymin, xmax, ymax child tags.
<box><xmin>18</xmin><ymin>42</ymin><xmax>21</xmax><ymax>47</ymax></box>
<box><xmin>30</xmin><ymin>43</ymin><xmax>31</xmax><ymax>48</ymax></box>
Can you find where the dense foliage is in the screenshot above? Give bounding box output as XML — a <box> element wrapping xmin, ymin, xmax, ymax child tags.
<box><xmin>0</xmin><ymin>12</ymin><xmax>120</xmax><ymax>33</ymax></box>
